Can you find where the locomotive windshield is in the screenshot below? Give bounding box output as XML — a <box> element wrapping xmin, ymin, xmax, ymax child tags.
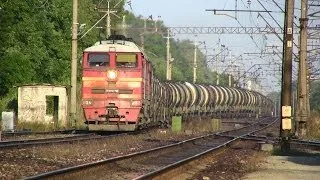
<box><xmin>88</xmin><ymin>53</ymin><xmax>109</xmax><ymax>67</ymax></box>
<box><xmin>116</xmin><ymin>54</ymin><xmax>137</xmax><ymax>68</ymax></box>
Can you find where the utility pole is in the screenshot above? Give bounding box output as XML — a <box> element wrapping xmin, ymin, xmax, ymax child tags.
<box><xmin>228</xmin><ymin>75</ymin><xmax>232</xmax><ymax>87</ymax></box>
<box><xmin>106</xmin><ymin>1</ymin><xmax>111</xmax><ymax>37</ymax></box>
<box><xmin>144</xmin><ymin>18</ymin><xmax>147</xmax><ymax>31</ymax></box>
<box><xmin>154</xmin><ymin>16</ymin><xmax>161</xmax><ymax>32</ymax></box>
<box><xmin>99</xmin><ymin>1</ymin><xmax>120</xmax><ymax>38</ymax></box>
<box><xmin>228</xmin><ymin>51</ymin><xmax>233</xmax><ymax>87</ymax></box>
<box><xmin>274</xmin><ymin>100</ymin><xmax>277</xmax><ymax>117</ymax></box>
<box><xmin>141</xmin><ymin>16</ymin><xmax>160</xmax><ymax>50</ymax></box>
<box><xmin>140</xmin><ymin>17</ymin><xmax>148</xmax><ymax>50</ymax></box>
<box><xmin>165</xmin><ymin>29</ymin><xmax>173</xmax><ymax>80</ymax></box>
<box><xmin>280</xmin><ymin>0</ymin><xmax>295</xmax><ymax>152</ymax></box>
<box><xmin>71</xmin><ymin>0</ymin><xmax>78</xmax><ymax>126</ymax></box>
<box><xmin>215</xmin><ymin>39</ymin><xmax>221</xmax><ymax>85</ymax></box>
<box><xmin>193</xmin><ymin>35</ymin><xmax>198</xmax><ymax>83</ymax></box>
<box><xmin>295</xmin><ymin>0</ymin><xmax>309</xmax><ymax>137</ymax></box>
<box><xmin>140</xmin><ymin>26</ymin><xmax>145</xmax><ymax>50</ymax></box>
<box><xmin>122</xmin><ymin>15</ymin><xmax>127</xmax><ymax>36</ymax></box>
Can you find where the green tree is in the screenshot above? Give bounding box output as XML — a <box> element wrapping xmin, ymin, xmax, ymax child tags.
<box><xmin>0</xmin><ymin>50</ymin><xmax>34</xmax><ymax>95</ymax></box>
<box><xmin>0</xmin><ymin>0</ymin><xmax>99</xmax><ymax>95</ymax></box>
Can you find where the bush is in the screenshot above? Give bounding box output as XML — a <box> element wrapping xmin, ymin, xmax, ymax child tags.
<box><xmin>16</xmin><ymin>121</ymin><xmax>56</xmax><ymax>132</ymax></box>
<box><xmin>307</xmin><ymin>111</ymin><xmax>320</xmax><ymax>139</ymax></box>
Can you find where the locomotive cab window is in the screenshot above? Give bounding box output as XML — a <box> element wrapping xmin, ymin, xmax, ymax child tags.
<box><xmin>88</xmin><ymin>53</ymin><xmax>109</xmax><ymax>67</ymax></box>
<box><xmin>116</xmin><ymin>54</ymin><xmax>137</xmax><ymax>68</ymax></box>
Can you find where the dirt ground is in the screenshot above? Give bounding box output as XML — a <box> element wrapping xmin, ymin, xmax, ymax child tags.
<box><xmin>190</xmin><ymin>141</ymin><xmax>270</xmax><ymax>180</ymax></box>
<box><xmin>2</xmin><ymin>118</ymin><xmax>317</xmax><ymax>180</ymax></box>
<box><xmin>0</xmin><ymin>129</ymin><xmax>215</xmax><ymax>179</ymax></box>
<box><xmin>189</xmin><ymin>142</ymin><xmax>320</xmax><ymax>180</ymax></box>
<box><xmin>243</xmin><ymin>154</ymin><xmax>320</xmax><ymax>180</ymax></box>
<box><xmin>0</xmin><ymin>131</ymin><xmax>267</xmax><ymax>180</ymax></box>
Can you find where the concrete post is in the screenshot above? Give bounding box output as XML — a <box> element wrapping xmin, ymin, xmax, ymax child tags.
<box><xmin>211</xmin><ymin>118</ymin><xmax>221</xmax><ymax>131</ymax></box>
<box><xmin>71</xmin><ymin>0</ymin><xmax>78</xmax><ymax>127</ymax></box>
<box><xmin>280</xmin><ymin>0</ymin><xmax>295</xmax><ymax>152</ymax></box>
<box><xmin>295</xmin><ymin>0</ymin><xmax>309</xmax><ymax>138</ymax></box>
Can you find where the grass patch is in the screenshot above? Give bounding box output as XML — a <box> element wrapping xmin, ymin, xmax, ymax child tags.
<box><xmin>16</xmin><ymin>121</ymin><xmax>62</xmax><ymax>132</ymax></box>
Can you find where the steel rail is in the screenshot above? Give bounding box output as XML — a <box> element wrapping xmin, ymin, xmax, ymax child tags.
<box><xmin>217</xmin><ymin>120</ymin><xmax>279</xmax><ymax>142</ymax></box>
<box><xmin>24</xmin><ymin>133</ymin><xmax>224</xmax><ymax>179</ymax></box>
<box><xmin>0</xmin><ymin>134</ymin><xmax>95</xmax><ymax>148</ymax></box>
<box><xmin>134</xmin><ymin>117</ymin><xmax>278</xmax><ymax>179</ymax></box>
<box><xmin>1</xmin><ymin>129</ymin><xmax>85</xmax><ymax>136</ymax></box>
<box><xmin>291</xmin><ymin>139</ymin><xmax>320</xmax><ymax>147</ymax></box>
<box><xmin>24</xmin><ymin>117</ymin><xmax>276</xmax><ymax>180</ymax></box>
<box><xmin>0</xmin><ymin>133</ymin><xmax>125</xmax><ymax>148</ymax></box>
<box><xmin>217</xmin><ymin>117</ymin><xmax>277</xmax><ymax>136</ymax></box>
<box><xmin>247</xmin><ymin>133</ymin><xmax>320</xmax><ymax>149</ymax></box>
<box><xmin>134</xmin><ymin>138</ymin><xmax>239</xmax><ymax>180</ymax></box>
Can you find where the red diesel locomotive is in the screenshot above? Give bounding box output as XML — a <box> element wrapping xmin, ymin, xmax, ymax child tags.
<box><xmin>82</xmin><ymin>35</ymin><xmax>273</xmax><ymax>131</ymax></box>
<box><xmin>82</xmin><ymin>35</ymin><xmax>152</xmax><ymax>131</ymax></box>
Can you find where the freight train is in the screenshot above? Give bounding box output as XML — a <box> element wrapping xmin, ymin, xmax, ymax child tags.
<box><xmin>81</xmin><ymin>35</ymin><xmax>273</xmax><ymax>131</ymax></box>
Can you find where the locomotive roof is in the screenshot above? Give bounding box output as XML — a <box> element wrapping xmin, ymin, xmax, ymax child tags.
<box><xmin>84</xmin><ymin>40</ymin><xmax>143</xmax><ymax>53</ymax></box>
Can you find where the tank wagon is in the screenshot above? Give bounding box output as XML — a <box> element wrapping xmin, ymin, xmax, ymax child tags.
<box><xmin>81</xmin><ymin>35</ymin><xmax>273</xmax><ymax>131</ymax></box>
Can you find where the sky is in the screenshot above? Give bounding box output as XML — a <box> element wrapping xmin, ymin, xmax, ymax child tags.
<box><xmin>124</xmin><ymin>0</ymin><xmax>303</xmax><ymax>94</ymax></box>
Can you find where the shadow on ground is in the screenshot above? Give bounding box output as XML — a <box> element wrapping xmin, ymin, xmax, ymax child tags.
<box><xmin>273</xmin><ymin>149</ymin><xmax>320</xmax><ymax>166</ymax></box>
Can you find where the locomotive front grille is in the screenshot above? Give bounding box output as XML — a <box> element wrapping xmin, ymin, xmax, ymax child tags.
<box><xmin>92</xmin><ymin>88</ymin><xmax>105</xmax><ymax>94</ymax></box>
<box><xmin>118</xmin><ymin>89</ymin><xmax>133</xmax><ymax>94</ymax></box>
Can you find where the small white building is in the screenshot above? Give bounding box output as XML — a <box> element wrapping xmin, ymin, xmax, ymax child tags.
<box><xmin>18</xmin><ymin>84</ymin><xmax>68</xmax><ymax>128</ymax></box>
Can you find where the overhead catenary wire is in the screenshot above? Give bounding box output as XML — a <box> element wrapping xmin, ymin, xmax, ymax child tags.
<box><xmin>257</xmin><ymin>0</ymin><xmax>299</xmax><ymax>60</ymax></box>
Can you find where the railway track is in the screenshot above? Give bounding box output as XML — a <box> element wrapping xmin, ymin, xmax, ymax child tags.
<box><xmin>24</xmin><ymin>117</ymin><xmax>279</xmax><ymax>180</ymax></box>
<box><xmin>1</xmin><ymin>129</ymin><xmax>82</xmax><ymax>136</ymax></box>
<box><xmin>0</xmin><ymin>133</ymin><xmax>125</xmax><ymax>149</ymax></box>
<box><xmin>0</xmin><ymin>129</ymin><xmax>90</xmax><ymax>141</ymax></box>
<box><xmin>246</xmin><ymin>134</ymin><xmax>320</xmax><ymax>151</ymax></box>
<box><xmin>292</xmin><ymin>139</ymin><xmax>320</xmax><ymax>146</ymax></box>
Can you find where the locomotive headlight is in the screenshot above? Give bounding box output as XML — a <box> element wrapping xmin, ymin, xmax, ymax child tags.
<box><xmin>107</xmin><ymin>70</ymin><xmax>117</xmax><ymax>80</ymax></box>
